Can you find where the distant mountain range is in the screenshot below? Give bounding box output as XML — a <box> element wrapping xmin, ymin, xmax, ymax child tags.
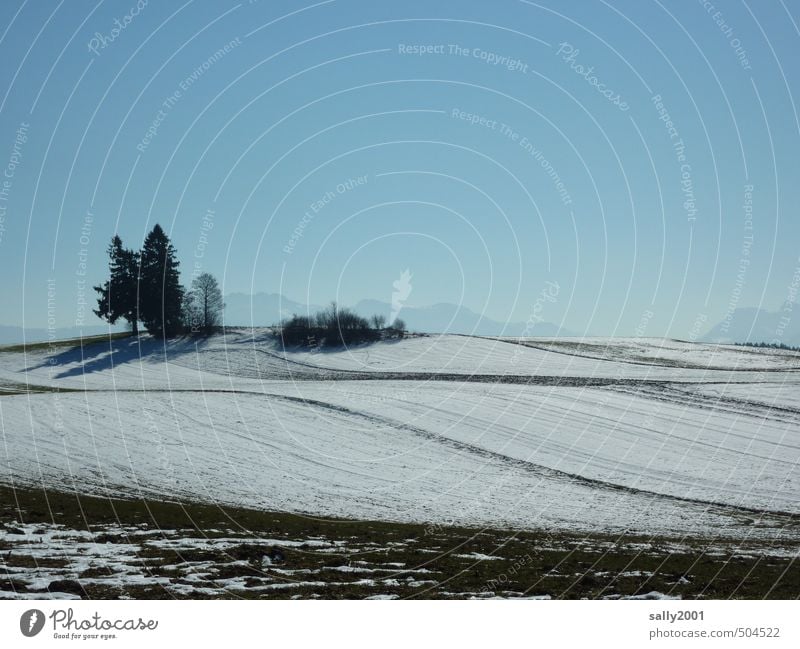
<box><xmin>222</xmin><ymin>292</ymin><xmax>570</xmax><ymax>337</ymax></box>
<box><xmin>4</xmin><ymin>299</ymin><xmax>796</xmax><ymax>346</ymax></box>
<box><xmin>222</xmin><ymin>292</ymin><xmax>316</xmax><ymax>327</ymax></box>
<box><xmin>700</xmin><ymin>306</ymin><xmax>800</xmax><ymax>346</ymax></box>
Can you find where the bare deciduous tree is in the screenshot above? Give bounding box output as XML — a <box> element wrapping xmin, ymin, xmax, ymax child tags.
<box><xmin>186</xmin><ymin>273</ymin><xmax>224</xmax><ymax>333</ymax></box>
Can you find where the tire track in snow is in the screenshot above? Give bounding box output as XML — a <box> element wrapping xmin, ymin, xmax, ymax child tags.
<box><xmin>238</xmin><ymin>389</ymin><xmax>800</xmax><ymax>522</ymax></box>
<box><xmin>613</xmin><ymin>382</ymin><xmax>800</xmax><ymax>425</ymax></box>
<box><xmin>477</xmin><ymin>336</ymin><xmax>800</xmax><ymax>372</ymax></box>
<box><xmin>5</xmin><ymin>381</ymin><xmax>797</xmax><ymax>517</ymax></box>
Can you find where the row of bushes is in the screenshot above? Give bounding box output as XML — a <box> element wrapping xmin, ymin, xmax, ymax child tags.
<box><xmin>279</xmin><ymin>303</ymin><xmax>406</xmax><ymax>348</ymax></box>
<box><xmin>734</xmin><ymin>341</ymin><xmax>800</xmax><ymax>352</ymax></box>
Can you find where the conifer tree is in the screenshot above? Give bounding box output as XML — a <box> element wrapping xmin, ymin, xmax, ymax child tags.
<box><xmin>139</xmin><ymin>224</ymin><xmax>184</xmax><ymax>338</ymax></box>
<box><xmin>93</xmin><ymin>235</ymin><xmax>140</xmax><ymax>334</ymax></box>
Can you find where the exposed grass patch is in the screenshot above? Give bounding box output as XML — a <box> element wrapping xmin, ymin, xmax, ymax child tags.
<box><xmin>0</xmin><ymin>380</ymin><xmax>82</xmax><ymax>395</ymax></box>
<box><xmin>0</xmin><ymin>331</ymin><xmax>132</xmax><ymax>354</ymax></box>
<box><xmin>1</xmin><ymin>484</ymin><xmax>797</xmax><ymax>600</ymax></box>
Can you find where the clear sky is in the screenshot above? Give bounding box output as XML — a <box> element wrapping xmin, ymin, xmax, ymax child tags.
<box><xmin>0</xmin><ymin>0</ymin><xmax>798</xmax><ymax>337</ymax></box>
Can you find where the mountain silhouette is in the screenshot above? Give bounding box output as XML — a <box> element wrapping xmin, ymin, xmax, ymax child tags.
<box><xmin>223</xmin><ymin>292</ymin><xmax>569</xmax><ymax>336</ymax></box>
<box><xmin>701</xmin><ymin>306</ymin><xmax>800</xmax><ymax>346</ymax></box>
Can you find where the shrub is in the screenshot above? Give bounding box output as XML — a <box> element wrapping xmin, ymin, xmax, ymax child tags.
<box><xmin>279</xmin><ymin>302</ymin><xmax>384</xmax><ymax>348</ymax></box>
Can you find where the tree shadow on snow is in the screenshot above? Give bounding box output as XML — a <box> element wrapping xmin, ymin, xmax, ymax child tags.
<box><xmin>22</xmin><ymin>335</ymin><xmax>203</xmax><ymax>380</ymax></box>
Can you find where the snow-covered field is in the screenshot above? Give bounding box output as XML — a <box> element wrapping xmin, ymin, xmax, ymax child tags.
<box><xmin>1</xmin><ymin>331</ymin><xmax>799</xmax><ymax>543</ymax></box>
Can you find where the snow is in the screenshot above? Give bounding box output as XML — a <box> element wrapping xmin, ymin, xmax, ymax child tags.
<box><xmin>0</xmin><ymin>520</ymin><xmax>448</xmax><ymax>598</ymax></box>
<box><xmin>260</xmin><ymin>380</ymin><xmax>799</xmax><ymax>514</ymax></box>
<box><xmin>620</xmin><ymin>591</ymin><xmax>681</xmax><ymax>600</ymax></box>
<box><xmin>269</xmin><ymin>334</ymin><xmax>800</xmax><ymax>380</ymax></box>
<box><xmin>473</xmin><ymin>593</ymin><xmax>552</xmax><ymax>600</ymax></box>
<box><xmin>692</xmin><ymin>382</ymin><xmax>800</xmax><ymax>410</ymax></box>
<box><xmin>0</xmin><ymin>591</ymin><xmax>81</xmax><ymax>600</ymax></box>
<box><xmin>1</xmin><ymin>332</ymin><xmax>799</xmax><ymax>542</ymax></box>
<box><xmin>507</xmin><ymin>337</ymin><xmax>800</xmax><ymax>370</ymax></box>
<box><xmin>3</xmin><ymin>331</ymin><xmax>798</xmax><ymax>392</ymax></box>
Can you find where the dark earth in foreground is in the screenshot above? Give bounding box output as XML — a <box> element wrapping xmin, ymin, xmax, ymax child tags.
<box><xmin>1</xmin><ymin>485</ymin><xmax>797</xmax><ymax>600</ymax></box>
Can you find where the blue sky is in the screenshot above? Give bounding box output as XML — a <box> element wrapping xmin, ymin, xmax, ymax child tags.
<box><xmin>0</xmin><ymin>0</ymin><xmax>798</xmax><ymax>337</ymax></box>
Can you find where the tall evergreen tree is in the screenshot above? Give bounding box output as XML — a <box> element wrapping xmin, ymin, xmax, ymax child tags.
<box><xmin>139</xmin><ymin>224</ymin><xmax>184</xmax><ymax>338</ymax></box>
<box><xmin>93</xmin><ymin>235</ymin><xmax>140</xmax><ymax>334</ymax></box>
